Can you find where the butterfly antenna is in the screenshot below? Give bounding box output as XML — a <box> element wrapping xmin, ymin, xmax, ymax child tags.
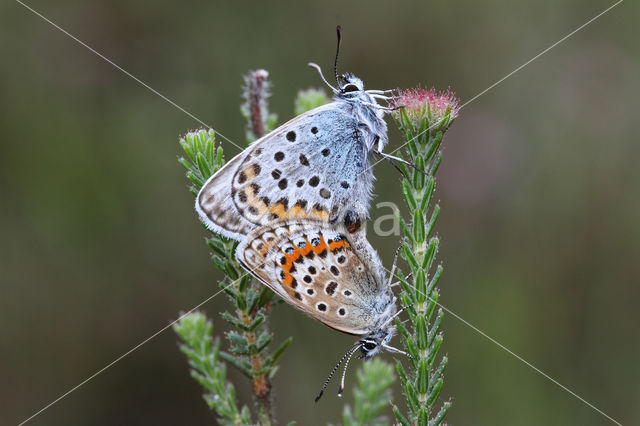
<box><xmin>334</xmin><ymin>25</ymin><xmax>342</xmax><ymax>87</ymax></box>
<box><xmin>308</xmin><ymin>62</ymin><xmax>338</xmax><ymax>93</ymax></box>
<box><xmin>315</xmin><ymin>344</ymin><xmax>359</xmax><ymax>402</ymax></box>
<box><xmin>338</xmin><ymin>344</ymin><xmax>360</xmax><ymax>398</ymax></box>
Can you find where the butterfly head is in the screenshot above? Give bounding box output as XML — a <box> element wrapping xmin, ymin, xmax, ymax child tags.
<box><xmin>338</xmin><ymin>73</ymin><xmax>364</xmax><ymax>95</ymax></box>
<box><xmin>358</xmin><ymin>326</ymin><xmax>395</xmax><ymax>359</ymax></box>
<box><xmin>314</xmin><ymin>324</ymin><xmax>400</xmax><ymax>402</ymax></box>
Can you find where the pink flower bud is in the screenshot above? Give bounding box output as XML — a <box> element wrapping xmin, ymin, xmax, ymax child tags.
<box><xmin>391</xmin><ymin>86</ymin><xmax>459</xmax><ymax>132</ymax></box>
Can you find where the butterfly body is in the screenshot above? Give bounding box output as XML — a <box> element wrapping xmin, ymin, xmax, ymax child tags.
<box><xmin>236</xmin><ymin>217</ymin><xmax>397</xmax><ymax>358</ymax></box>
<box><xmin>196</xmin><ymin>75</ymin><xmax>389</xmax><ymax>241</ymax></box>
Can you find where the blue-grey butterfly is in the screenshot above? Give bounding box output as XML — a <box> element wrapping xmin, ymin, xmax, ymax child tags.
<box><xmin>235</xmin><ymin>217</ymin><xmax>405</xmax><ymax>400</ymax></box>
<box><xmin>195</xmin><ymin>27</ymin><xmax>408</xmax><ymax>241</ymax></box>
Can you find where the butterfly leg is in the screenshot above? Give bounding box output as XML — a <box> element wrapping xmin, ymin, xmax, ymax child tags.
<box><xmin>390</xmin><ymin>273</ymin><xmax>413</xmax><ymax>287</ymax></box>
<box><xmin>386</xmin><ymin>247</ymin><xmax>402</xmax><ymax>288</ymax></box>
<box><xmin>382</xmin><ymin>344</ymin><xmax>409</xmax><ymax>357</ymax></box>
<box><xmin>374</xmin><ymin>149</ymin><xmax>427</xmax><ymax>176</ymax></box>
<box><xmin>361</xmin><ymin>101</ymin><xmax>401</xmax><ymax>112</ymax></box>
<box><xmin>365</xmin><ymin>89</ymin><xmax>394</xmax><ymax>95</ymax></box>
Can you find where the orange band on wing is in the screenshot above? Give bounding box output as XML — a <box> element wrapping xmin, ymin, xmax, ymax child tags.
<box><xmin>328</xmin><ymin>239</ymin><xmax>349</xmax><ymax>251</ymax></box>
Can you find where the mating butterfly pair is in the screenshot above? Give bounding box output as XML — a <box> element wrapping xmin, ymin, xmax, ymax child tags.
<box><xmin>195</xmin><ymin>32</ymin><xmax>406</xmax><ymax>400</ymax></box>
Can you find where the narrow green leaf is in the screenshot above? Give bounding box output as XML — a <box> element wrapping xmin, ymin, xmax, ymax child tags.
<box><xmin>419</xmin><ymin>177</ymin><xmax>435</xmax><ymax>212</ymax></box>
<box><xmin>226</xmin><ymin>331</ymin><xmax>248</xmax><ymax>347</ymax></box>
<box><xmin>416</xmin><ymin>315</ymin><xmax>428</xmax><ymax>351</ymax></box>
<box><xmin>187</xmin><ymin>172</ymin><xmax>204</xmax><ymax>188</ymax></box>
<box><xmin>427</xmin><ymin>334</ymin><xmax>443</xmax><ymax>367</ymax></box>
<box><xmin>215</xmin><ymin>146</ymin><xmax>224</xmax><ymax>165</ymax></box>
<box><xmin>412</xmin><ymin>156</ymin><xmax>425</xmax><ymax>190</ymax></box>
<box><xmin>205</xmin><ymin>138</ymin><xmax>215</xmax><ymax>164</ymax></box>
<box><xmin>268</xmin><ymin>364</ymin><xmax>280</xmax><ymax>380</ymax></box>
<box><xmin>223</xmin><ymin>262</ymin><xmax>239</xmax><ymax>280</ymax></box>
<box><xmin>177</xmin><ymin>156</ymin><xmax>192</xmax><ymax>171</ymax></box>
<box><xmin>415</xmin><ymin>269</ymin><xmax>427</xmax><ymax>304</ymax></box>
<box><xmin>206</xmin><ymin>238</ymin><xmax>228</xmax><ymax>258</ymax></box>
<box><xmin>219</xmin><ymin>351</ymin><xmax>252</xmax><ymax>378</ymax></box>
<box><xmin>269</xmin><ymin>337</ymin><xmax>293</xmax><ymax>365</ymax></box>
<box><xmin>180</xmin><ymin>139</ymin><xmax>197</xmax><ymax>163</ymax></box>
<box><xmin>405</xmin><ymin>337</ymin><xmax>419</xmax><ymax>365</ymax></box>
<box><xmin>404</xmin><ymin>381</ymin><xmax>419</xmax><ymax>413</ymax></box>
<box><xmin>219</xmin><ymin>280</ymin><xmax>236</xmax><ymax>298</ymax></box>
<box><xmin>413</xmin><ymin>209</ymin><xmax>425</xmax><ymax>242</ymax></box>
<box><xmin>427</xmin><ymin>265</ymin><xmax>443</xmax><ymax>295</ymax></box>
<box><xmin>221</xmin><ymin>312</ymin><xmax>249</xmax><ymax>331</ymax></box>
<box><xmin>431</xmin><ymin>401</ymin><xmax>451</xmax><ymax>425</ymax></box>
<box><xmin>235</xmin><ymin>294</ymin><xmax>247</xmax><ymax>310</ymax></box>
<box><xmin>398</xmin><ymin>213</ymin><xmax>414</xmax><ymax>243</ymax></box>
<box><xmin>249</xmin><ymin>286</ymin><xmax>272</xmax><ymax>312</ymax></box>
<box><xmin>247</xmin><ymin>315</ymin><xmax>265</xmax><ymax>332</ymax></box>
<box><xmin>395</xmin><ymin>316</ymin><xmax>410</xmax><ymax>338</ymax></box>
<box><xmin>417</xmin><ymin>359</ymin><xmax>429</xmax><ymax>394</ymax></box>
<box><xmin>417</xmin><ymin>407</ymin><xmax>428</xmax><ymax>426</ymax></box>
<box><xmin>402</xmin><ymin>180</ymin><xmax>418</xmax><ymax>210</ymax></box>
<box><xmin>421</xmin><ymin>237</ymin><xmax>439</xmax><ymax>271</ymax></box>
<box><xmin>430</xmin><ymin>151</ymin><xmax>443</xmax><ymax>176</ymax></box>
<box><xmin>425</xmin><ymin>206</ymin><xmax>440</xmax><ymax>240</ymax></box>
<box><xmin>196</xmin><ymin>152</ymin><xmax>212</xmax><ymax>179</ymax></box>
<box><xmin>230</xmin><ymin>345</ymin><xmax>250</xmax><ymax>356</ymax></box>
<box><xmin>238</xmin><ymin>274</ymin><xmax>251</xmax><ymax>293</ymax></box>
<box><xmin>402</xmin><ymin>245</ymin><xmax>419</xmax><ymax>269</ymax></box>
<box><xmin>393</xmin><ymin>405</ymin><xmax>410</xmax><ymax>426</ymax></box>
<box><xmin>399</xmin><ymin>274</ymin><xmax>415</xmax><ymax>300</ymax></box>
<box><xmin>428</xmin><ymin>309</ymin><xmax>444</xmax><ymax>344</ymax></box>
<box><xmin>425</xmin><ymin>290</ymin><xmax>439</xmax><ymax>323</ymax></box>
<box><xmin>256</xmin><ymin>332</ymin><xmax>273</xmax><ymax>352</ymax></box>
<box><xmin>396</xmin><ymin>360</ymin><xmax>409</xmax><ymax>383</ymax></box>
<box><xmin>430</xmin><ymin>356</ymin><xmax>448</xmax><ymax>392</ymax></box>
<box><xmin>425</xmin><ymin>132</ymin><xmax>443</xmax><ymax>165</ymax></box>
<box><xmin>426</xmin><ymin>378</ymin><xmax>443</xmax><ymax>408</ymax></box>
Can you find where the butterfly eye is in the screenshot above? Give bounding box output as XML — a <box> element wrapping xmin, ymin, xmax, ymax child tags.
<box><xmin>311</xmin><ymin>237</ymin><xmax>321</xmax><ymax>246</ymax></box>
<box><xmin>285</xmin><ymin>247</ymin><xmax>294</xmax><ymax>254</ymax></box>
<box><xmin>342</xmin><ymin>84</ymin><xmax>359</xmax><ymax>93</ymax></box>
<box><xmin>363</xmin><ymin>341</ymin><xmax>377</xmax><ymax>351</ymax></box>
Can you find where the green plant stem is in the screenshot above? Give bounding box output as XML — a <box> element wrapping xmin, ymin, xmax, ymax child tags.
<box><xmin>394</xmin><ymin>103</ymin><xmax>456</xmax><ymax>425</ymax></box>
<box><xmin>178</xmin><ymin>128</ymin><xmax>291</xmax><ymax>425</ymax></box>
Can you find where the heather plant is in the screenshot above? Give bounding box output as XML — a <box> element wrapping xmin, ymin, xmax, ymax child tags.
<box><xmin>390</xmin><ymin>87</ymin><xmax>459</xmax><ymax>425</ymax></box>
<box><xmin>174</xmin><ymin>71</ymin><xmax>458</xmax><ymax>425</ymax></box>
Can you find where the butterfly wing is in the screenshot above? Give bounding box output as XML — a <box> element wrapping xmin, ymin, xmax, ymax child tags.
<box><xmin>196</xmin><ymin>102</ymin><xmax>374</xmax><ymax>241</ymax></box>
<box><xmin>236</xmin><ymin>218</ymin><xmax>393</xmax><ymax>336</ymax></box>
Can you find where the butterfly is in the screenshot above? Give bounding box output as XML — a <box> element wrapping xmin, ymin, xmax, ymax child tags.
<box><xmin>235</xmin><ymin>217</ymin><xmax>406</xmax><ymax>400</ymax></box>
<box><xmin>195</xmin><ymin>27</ymin><xmax>409</xmax><ymax>242</ymax></box>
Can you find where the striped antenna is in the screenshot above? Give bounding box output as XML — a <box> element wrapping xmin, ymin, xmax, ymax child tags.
<box><xmin>315</xmin><ymin>343</ymin><xmax>360</xmax><ymax>402</ymax></box>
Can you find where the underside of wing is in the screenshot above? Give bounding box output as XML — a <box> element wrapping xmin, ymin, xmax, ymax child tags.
<box><xmin>227</xmin><ymin>104</ymin><xmax>373</xmax><ymax>228</ymax></box>
<box><xmin>196</xmin><ymin>150</ymin><xmax>254</xmax><ymax>240</ymax></box>
<box><xmin>236</xmin><ymin>218</ymin><xmax>392</xmax><ymax>336</ymax></box>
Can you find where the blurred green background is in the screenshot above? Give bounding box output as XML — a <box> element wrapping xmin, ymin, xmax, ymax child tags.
<box><xmin>1</xmin><ymin>0</ymin><xmax>638</xmax><ymax>424</ymax></box>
